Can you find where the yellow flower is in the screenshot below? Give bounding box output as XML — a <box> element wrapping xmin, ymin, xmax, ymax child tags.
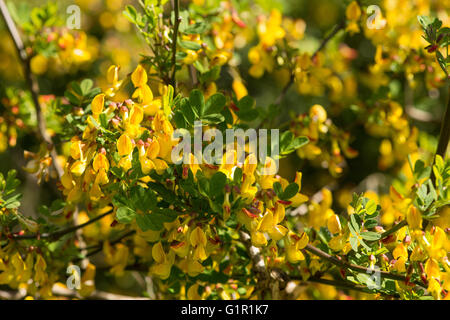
<box><xmin>79</xmin><ymin>263</ymin><xmax>96</xmax><ymax>297</ymax></box>
<box><xmin>70</xmin><ymin>160</ymin><xmax>87</xmax><ymax>177</ymax></box>
<box><xmin>91</xmin><ymin>94</ymin><xmax>105</xmax><ymax>119</ymax></box>
<box><xmin>103</xmin><ymin>242</ymin><xmax>129</xmax><ymax>277</ymax></box>
<box><xmin>117</xmin><ymin>133</ymin><xmax>133</xmax><ymax>156</ymax></box>
<box><xmin>92</xmin><ymin>153</ymin><xmax>109</xmax><ymax>172</ymax></box>
<box><xmin>190</xmin><ymin>227</ymin><xmax>208</xmax><ymax>261</ymax></box>
<box><xmin>327</xmin><ymin>214</ymin><xmax>341</xmax><ymax>234</ymax></box>
<box><xmin>345</xmin><ymin>1</ymin><xmax>361</xmax><ymax>35</ymax></box>
<box><xmin>232</xmin><ymin>79</ymin><xmax>248</xmax><ymax>100</ymax></box>
<box><xmin>34</xmin><ymin>254</ymin><xmax>47</xmax><ymax>284</ymax></box>
<box><xmin>150</xmin><ymin>242</ymin><xmax>174</xmax><ymax>280</ymax></box>
<box><xmin>290</xmin><ymin>172</ymin><xmax>309</xmax><ymax>206</ymax></box>
<box><xmin>187</xmin><ymin>283</ymin><xmax>203</xmax><ymax>300</ymax></box>
<box><xmin>138</xmin><ymin>139</ymin><xmax>168</xmax><ymax>175</ymax></box>
<box><xmin>406</xmin><ymin>205</ymin><xmax>422</xmax><ymax>229</ymax></box>
<box><xmin>131</xmin><ymin>64</ymin><xmax>148</xmax><ymax>88</ymax></box>
<box><xmin>285</xmin><ymin>232</ymin><xmax>309</xmax><ymax>263</ymax></box>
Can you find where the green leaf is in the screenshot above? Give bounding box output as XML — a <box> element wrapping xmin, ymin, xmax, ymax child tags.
<box><xmin>173</xmin><ymin>111</ymin><xmax>186</xmax><ymax>129</ymax></box>
<box><xmin>280</xmin><ymin>131</ymin><xmax>293</xmax><ymax>154</ymax></box>
<box><xmin>350</xmin><ymin>214</ymin><xmax>361</xmax><ymax>233</ymax></box>
<box><xmin>360</xmin><ymin>231</ymin><xmax>381</xmax><ymax>241</ymax></box>
<box><xmin>273</xmin><ymin>182</ymin><xmax>283</xmax><ymax>197</ymax></box>
<box><xmin>136</xmin><ymin>213</ymin><xmax>162</xmax><ymax>232</ymax></box>
<box><xmin>116</xmin><ymin>207</ymin><xmax>136</xmax><ymax>224</ymax></box>
<box><xmin>179</xmin><ymin>98</ymin><xmax>196</xmax><ymax>124</ymax></box>
<box><xmin>364</xmin><ymin>218</ymin><xmax>378</xmax><ymax>229</ymax></box>
<box><xmin>356</xmin><ymin>273</ymin><xmax>370</xmax><ymax>284</ymax></box>
<box><xmin>202</xmin><ymin>113</ymin><xmax>224</xmax><ymax>125</ymax></box>
<box><xmin>99</xmin><ymin>113</ymin><xmax>108</xmax><ymax>128</ymax></box>
<box><xmin>280</xmin><ymin>183</ymin><xmax>299</xmax><ymax>200</ymax></box>
<box><xmin>236</xmin><ymin>109</ymin><xmax>259</xmax><ymax>122</ymax></box>
<box><xmin>190</xmin><ymin>90</ymin><xmax>205</xmax><ymax>117</ymax></box>
<box><xmin>365</xmin><ymin>200</ymin><xmax>377</xmax><ymax>215</ymax></box>
<box><xmin>184</xmin><ymin>22</ymin><xmax>208</xmax><ymax>34</ymax></box>
<box><xmin>80</xmin><ymin>79</ymin><xmax>93</xmax><ymax>95</ymax></box>
<box><xmin>349</xmin><ymin>235</ymin><xmax>359</xmax><ymax>252</ymax></box>
<box><xmin>163</xmin><ymin>85</ymin><xmax>174</xmax><ymax>118</ymax></box>
<box><xmin>5</xmin><ymin>170</ymin><xmax>20</xmax><ymax>194</ymax></box>
<box><xmin>179</xmin><ymin>40</ymin><xmax>202</xmax><ymax>51</ymax></box>
<box><xmin>233</xmin><ymin>167</ymin><xmax>243</xmax><ymax>184</ymax></box>
<box><xmin>237</xmin><ymin>96</ymin><xmax>255</xmax><ymax>111</ymax></box>
<box><xmin>414</xmin><ymin>160</ymin><xmax>431</xmax><ymax>181</ymax></box>
<box><xmin>199</xmin><ymin>66</ymin><xmax>221</xmax><ymax>83</ymax></box>
<box><xmin>210</xmin><ymin>172</ymin><xmax>227</xmax><ymax>197</ymax></box>
<box><xmin>418</xmin><ymin>15</ymin><xmax>433</xmax><ymax>29</ymax></box>
<box><xmin>290</xmin><ymin>136</ymin><xmax>309</xmax><ymax>149</ymax></box>
<box><xmin>204</xmin><ymin>93</ymin><xmax>226</xmax><ymax>115</ymax></box>
<box><xmin>64</xmin><ymin>90</ymin><xmax>80</xmax><ymax>105</ymax></box>
<box><xmin>123</xmin><ymin>5</ymin><xmax>138</xmax><ymax>24</ymax></box>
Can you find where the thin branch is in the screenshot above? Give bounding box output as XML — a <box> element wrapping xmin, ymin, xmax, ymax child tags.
<box><xmin>52</xmin><ymin>285</ymin><xmax>150</xmax><ymax>300</ymax></box>
<box><xmin>379</xmin><ymin>220</ymin><xmax>407</xmax><ymax>239</ymax></box>
<box><xmin>77</xmin><ymin>230</ymin><xmax>136</xmax><ymax>261</ymax></box>
<box><xmin>239</xmin><ymin>231</ymin><xmax>266</xmax><ymax>275</ymax></box>
<box><xmin>434</xmin><ymin>85</ymin><xmax>450</xmax><ymax>161</ymax></box>
<box><xmin>188</xmin><ymin>65</ymin><xmax>198</xmax><ymax>87</ymax></box>
<box><xmin>311</xmin><ymin>21</ymin><xmax>346</xmax><ymax>59</ymax></box>
<box><xmin>0</xmin><ymin>286</ymin><xmax>150</xmax><ymax>300</ymax></box>
<box><xmin>274</xmin><ymin>73</ymin><xmax>294</xmax><ymax>105</ymax></box>
<box><xmin>297</xmin><ymin>276</ymin><xmax>400</xmax><ymax>298</ymax></box>
<box><xmin>303</xmin><ymin>244</ymin><xmax>422</xmax><ymax>286</ymax></box>
<box><xmin>170</xmin><ymin>0</ymin><xmax>180</xmax><ymax>89</ymax></box>
<box><xmin>0</xmin><ymin>0</ymin><xmax>63</xmax><ymax>179</ymax></box>
<box><xmin>10</xmin><ymin>210</ymin><xmax>113</xmax><ymax>241</ymax></box>
<box><xmin>274</xmin><ymin>21</ymin><xmax>345</xmax><ymax>105</ymax></box>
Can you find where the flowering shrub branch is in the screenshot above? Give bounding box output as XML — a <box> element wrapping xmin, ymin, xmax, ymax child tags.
<box><xmin>0</xmin><ymin>0</ymin><xmax>448</xmax><ymax>301</ymax></box>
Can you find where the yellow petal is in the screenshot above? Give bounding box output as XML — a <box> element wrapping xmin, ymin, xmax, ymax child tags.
<box><xmin>251</xmin><ymin>231</ymin><xmax>267</xmax><ymax>247</ymax></box>
<box><xmin>129</xmin><ymin>105</ymin><xmax>144</xmax><ymax>125</ymax></box>
<box><xmin>92</xmin><ymin>153</ymin><xmax>109</xmax><ymax>172</ymax></box>
<box><xmin>117</xmin><ymin>133</ymin><xmax>133</xmax><ymax>156</ymax></box>
<box><xmin>131</xmin><ymin>64</ymin><xmax>148</xmax><ymax>87</ymax></box>
<box><xmin>91</xmin><ymin>94</ymin><xmax>105</xmax><ymax>115</ymax></box>
<box><xmin>146</xmin><ymin>139</ymin><xmax>160</xmax><ymax>159</ymax></box>
<box><xmin>258</xmin><ymin>210</ymin><xmax>274</xmax><ymax>232</ymax></box>
<box><xmin>296</xmin><ymin>232</ymin><xmax>309</xmax><ymax>249</ymax></box>
<box><xmin>190</xmin><ymin>227</ymin><xmax>207</xmax><ymax>247</ymax></box>
<box><xmin>269</xmin><ymin>225</ymin><xmax>288</xmax><ymax>241</ymax></box>
<box><xmin>152</xmin><ymin>242</ymin><xmax>166</xmax><ymax>264</ymax></box>
<box><xmin>70</xmin><ymin>160</ymin><xmax>87</xmax><ymax>177</ymax></box>
<box><xmin>327</xmin><ymin>214</ymin><xmax>342</xmax><ymax>234</ymax></box>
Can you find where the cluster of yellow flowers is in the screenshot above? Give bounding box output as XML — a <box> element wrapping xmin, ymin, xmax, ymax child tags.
<box><xmin>30</xmin><ymin>29</ymin><xmax>96</xmax><ymax>76</ymax></box>
<box><xmin>54</xmin><ymin>63</ymin><xmax>318</xmax><ymax>294</ymax></box>
<box><xmin>365</xmin><ymin>100</ymin><xmax>419</xmax><ymax>171</ymax></box>
<box><xmin>0</xmin><ymin>0</ymin><xmax>449</xmax><ymax>301</ymax></box>
<box><xmin>290</xmin><ymin>104</ymin><xmax>358</xmax><ymax>176</ymax></box>
<box><xmin>248</xmin><ymin>9</ymin><xmax>305</xmax><ymax>79</ymax></box>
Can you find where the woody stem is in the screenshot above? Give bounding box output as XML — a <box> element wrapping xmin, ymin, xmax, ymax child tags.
<box><xmin>434</xmin><ymin>85</ymin><xmax>450</xmax><ymax>161</ymax></box>
<box><xmin>170</xmin><ymin>0</ymin><xmax>180</xmax><ymax>89</ymax></box>
<box><xmin>0</xmin><ymin>0</ymin><xmax>63</xmax><ymax>179</ymax></box>
<box><xmin>303</xmin><ymin>243</ymin><xmax>422</xmax><ymax>286</ymax></box>
<box><xmin>10</xmin><ymin>210</ymin><xmax>113</xmax><ymax>241</ymax></box>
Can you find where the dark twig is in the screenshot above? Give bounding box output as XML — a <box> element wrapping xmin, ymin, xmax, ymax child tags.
<box><xmin>10</xmin><ymin>210</ymin><xmax>113</xmax><ymax>241</ymax></box>
<box><xmin>311</xmin><ymin>21</ymin><xmax>346</xmax><ymax>59</ymax></box>
<box><xmin>78</xmin><ymin>230</ymin><xmax>137</xmax><ymax>261</ymax></box>
<box><xmin>0</xmin><ymin>0</ymin><xmax>63</xmax><ymax>179</ymax></box>
<box><xmin>303</xmin><ymin>244</ymin><xmax>421</xmax><ymax>286</ymax></box>
<box><xmin>379</xmin><ymin>220</ymin><xmax>407</xmax><ymax>239</ymax></box>
<box><xmin>170</xmin><ymin>0</ymin><xmax>180</xmax><ymax>89</ymax></box>
<box><xmin>274</xmin><ymin>21</ymin><xmax>345</xmax><ymax>105</ymax></box>
<box><xmin>434</xmin><ymin>86</ymin><xmax>450</xmax><ymax>161</ymax></box>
